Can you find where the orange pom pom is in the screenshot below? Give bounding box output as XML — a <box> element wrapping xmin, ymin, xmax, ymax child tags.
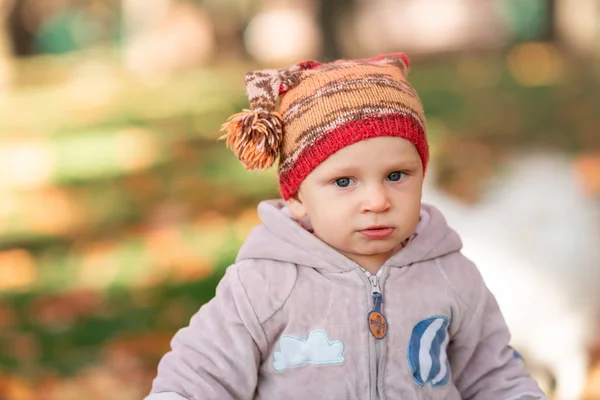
<box><xmin>219</xmin><ymin>109</ymin><xmax>284</xmax><ymax>171</ymax></box>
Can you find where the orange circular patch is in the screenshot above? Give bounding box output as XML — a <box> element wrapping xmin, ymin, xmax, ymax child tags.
<box><xmin>368</xmin><ymin>311</ymin><xmax>387</xmax><ymax>339</ymax></box>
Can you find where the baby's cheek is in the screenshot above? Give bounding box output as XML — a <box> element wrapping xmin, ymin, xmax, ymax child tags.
<box><xmin>314</xmin><ymin>218</ymin><xmax>346</xmax><ymax>243</ymax></box>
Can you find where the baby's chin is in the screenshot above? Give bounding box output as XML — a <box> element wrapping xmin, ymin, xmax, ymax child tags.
<box><xmin>316</xmin><ymin>231</ymin><xmax>407</xmax><ymax>254</ymax></box>
<box><xmin>343</xmin><ymin>240</ymin><xmax>401</xmax><ymax>257</ymax></box>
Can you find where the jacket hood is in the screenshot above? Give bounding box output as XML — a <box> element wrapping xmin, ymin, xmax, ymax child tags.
<box><xmin>236</xmin><ymin>199</ymin><xmax>462</xmax><ymax>272</ymax></box>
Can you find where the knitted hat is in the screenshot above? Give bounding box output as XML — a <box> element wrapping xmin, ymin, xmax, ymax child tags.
<box><xmin>219</xmin><ymin>53</ymin><xmax>428</xmax><ymax>200</ymax></box>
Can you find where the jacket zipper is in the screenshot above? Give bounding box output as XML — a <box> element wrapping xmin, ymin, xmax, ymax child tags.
<box><xmin>361</xmin><ymin>267</ymin><xmax>387</xmax><ymax>400</ymax></box>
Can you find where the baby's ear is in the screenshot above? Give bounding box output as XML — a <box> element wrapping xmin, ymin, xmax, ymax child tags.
<box><xmin>286</xmin><ymin>194</ymin><xmax>308</xmax><ymax>219</ymax></box>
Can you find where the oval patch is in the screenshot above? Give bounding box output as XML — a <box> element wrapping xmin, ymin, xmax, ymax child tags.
<box><xmin>408</xmin><ymin>316</ymin><xmax>451</xmax><ymax>387</ymax></box>
<box><xmin>368</xmin><ymin>311</ymin><xmax>387</xmax><ymax>339</ymax></box>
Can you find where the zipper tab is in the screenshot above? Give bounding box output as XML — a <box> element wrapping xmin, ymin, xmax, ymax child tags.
<box><xmin>369</xmin><ymin>275</ymin><xmax>381</xmax><ymax>294</ymax></box>
<box><xmin>367</xmin><ymin>274</ymin><xmax>387</xmax><ymax>340</ymax></box>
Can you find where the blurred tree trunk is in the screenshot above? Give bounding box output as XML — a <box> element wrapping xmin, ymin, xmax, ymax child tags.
<box><xmin>541</xmin><ymin>0</ymin><xmax>557</xmax><ymax>41</ymax></box>
<box><xmin>0</xmin><ymin>0</ymin><xmax>14</xmax><ymax>91</ymax></box>
<box><xmin>317</xmin><ymin>0</ymin><xmax>354</xmax><ymax>61</ymax></box>
<box><xmin>6</xmin><ymin>0</ymin><xmax>35</xmax><ymax>56</ymax></box>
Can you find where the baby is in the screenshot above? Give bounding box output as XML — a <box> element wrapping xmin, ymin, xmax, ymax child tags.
<box><xmin>146</xmin><ymin>53</ymin><xmax>547</xmax><ymax>400</ymax></box>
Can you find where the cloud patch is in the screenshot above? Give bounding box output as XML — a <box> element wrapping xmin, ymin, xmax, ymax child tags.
<box><xmin>273</xmin><ymin>330</ymin><xmax>345</xmax><ymax>371</ymax></box>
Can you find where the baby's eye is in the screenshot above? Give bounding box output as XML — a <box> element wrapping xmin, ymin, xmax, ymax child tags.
<box><xmin>387</xmin><ymin>171</ymin><xmax>405</xmax><ymax>182</ymax></box>
<box><xmin>334</xmin><ymin>177</ymin><xmax>355</xmax><ymax>188</ymax></box>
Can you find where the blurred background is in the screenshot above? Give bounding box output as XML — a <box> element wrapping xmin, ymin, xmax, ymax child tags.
<box><xmin>0</xmin><ymin>0</ymin><xmax>598</xmax><ymax>399</ymax></box>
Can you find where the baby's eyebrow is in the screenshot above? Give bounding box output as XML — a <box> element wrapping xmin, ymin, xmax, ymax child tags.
<box><xmin>323</xmin><ymin>160</ymin><xmax>421</xmax><ymax>176</ymax></box>
<box><xmin>324</xmin><ymin>167</ymin><xmax>355</xmax><ymax>176</ymax></box>
<box><xmin>380</xmin><ymin>159</ymin><xmax>422</xmax><ymax>169</ymax></box>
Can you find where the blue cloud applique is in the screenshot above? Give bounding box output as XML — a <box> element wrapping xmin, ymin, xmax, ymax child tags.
<box><xmin>273</xmin><ymin>330</ymin><xmax>345</xmax><ymax>371</ymax></box>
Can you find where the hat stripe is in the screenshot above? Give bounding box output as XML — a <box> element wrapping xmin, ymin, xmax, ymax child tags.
<box><xmin>283</xmin><ymin>89</ymin><xmax>424</xmax><ymax>139</ymax></box>
<box><xmin>293</xmin><ymin>103</ymin><xmax>425</xmax><ymax>146</ymax></box>
<box><xmin>283</xmin><ymin>75</ymin><xmax>419</xmax><ymax>123</ymax></box>
<box><xmin>280</xmin><ymin>106</ymin><xmax>424</xmax><ymax>172</ymax></box>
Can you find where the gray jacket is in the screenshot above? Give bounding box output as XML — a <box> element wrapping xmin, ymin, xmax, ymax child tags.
<box><xmin>146</xmin><ymin>200</ymin><xmax>547</xmax><ymax>400</ymax></box>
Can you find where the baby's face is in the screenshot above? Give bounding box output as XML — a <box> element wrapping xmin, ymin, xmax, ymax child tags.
<box><xmin>287</xmin><ymin>136</ymin><xmax>424</xmax><ymax>270</ymax></box>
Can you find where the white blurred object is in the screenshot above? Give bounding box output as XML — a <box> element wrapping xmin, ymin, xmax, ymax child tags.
<box><xmin>555</xmin><ymin>0</ymin><xmax>600</xmax><ymax>56</ymax></box>
<box><xmin>347</xmin><ymin>0</ymin><xmax>507</xmax><ymax>56</ymax></box>
<box><xmin>122</xmin><ymin>0</ymin><xmax>171</xmax><ymax>33</ymax></box>
<box><xmin>423</xmin><ymin>152</ymin><xmax>600</xmax><ymax>400</ymax></box>
<box><xmin>122</xmin><ymin>0</ymin><xmax>215</xmax><ymax>79</ymax></box>
<box><xmin>244</xmin><ymin>6</ymin><xmax>321</xmax><ymax>66</ymax></box>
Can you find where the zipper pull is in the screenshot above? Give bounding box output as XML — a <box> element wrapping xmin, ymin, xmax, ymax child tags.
<box><xmin>368</xmin><ymin>276</ymin><xmax>387</xmax><ymax>340</ymax></box>
<box><xmin>369</xmin><ymin>275</ymin><xmax>380</xmax><ymax>294</ymax></box>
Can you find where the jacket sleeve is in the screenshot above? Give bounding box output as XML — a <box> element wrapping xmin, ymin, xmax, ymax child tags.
<box><xmin>440</xmin><ymin>255</ymin><xmax>549</xmax><ymax>400</ymax></box>
<box><xmin>145</xmin><ymin>264</ymin><xmax>267</xmax><ymax>400</ymax></box>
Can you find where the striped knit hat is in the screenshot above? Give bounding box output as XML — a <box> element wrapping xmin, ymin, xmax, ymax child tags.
<box><xmin>219</xmin><ymin>53</ymin><xmax>428</xmax><ymax>200</ymax></box>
